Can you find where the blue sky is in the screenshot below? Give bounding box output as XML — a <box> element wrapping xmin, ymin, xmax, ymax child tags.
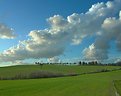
<box><xmin>0</xmin><ymin>0</ymin><xmax>108</xmax><ymax>37</ymax></box>
<box><xmin>0</xmin><ymin>0</ymin><xmax>121</xmax><ymax>66</ymax></box>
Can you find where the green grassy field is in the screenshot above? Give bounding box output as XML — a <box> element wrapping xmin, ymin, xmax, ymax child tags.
<box><xmin>114</xmin><ymin>80</ymin><xmax>121</xmax><ymax>95</ymax></box>
<box><xmin>0</xmin><ymin>70</ymin><xmax>121</xmax><ymax>96</ymax></box>
<box><xmin>0</xmin><ymin>65</ymin><xmax>121</xmax><ymax>96</ymax></box>
<box><xmin>0</xmin><ymin>65</ymin><xmax>120</xmax><ymax>78</ymax></box>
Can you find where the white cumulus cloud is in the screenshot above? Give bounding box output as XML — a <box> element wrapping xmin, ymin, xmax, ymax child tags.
<box><xmin>83</xmin><ymin>10</ymin><xmax>121</xmax><ymax>61</ymax></box>
<box><xmin>0</xmin><ymin>23</ymin><xmax>16</xmax><ymax>39</ymax></box>
<box><xmin>48</xmin><ymin>57</ymin><xmax>60</xmax><ymax>63</ymax></box>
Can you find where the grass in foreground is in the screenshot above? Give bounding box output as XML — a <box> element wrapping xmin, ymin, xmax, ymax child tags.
<box><xmin>114</xmin><ymin>80</ymin><xmax>121</xmax><ymax>95</ymax></box>
<box><xmin>0</xmin><ymin>70</ymin><xmax>121</xmax><ymax>96</ymax></box>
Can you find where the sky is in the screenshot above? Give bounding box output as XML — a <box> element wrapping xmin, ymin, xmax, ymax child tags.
<box><xmin>0</xmin><ymin>0</ymin><xmax>121</xmax><ymax>66</ymax></box>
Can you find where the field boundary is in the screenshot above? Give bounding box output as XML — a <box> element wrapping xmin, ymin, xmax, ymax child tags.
<box><xmin>113</xmin><ymin>81</ymin><xmax>120</xmax><ymax>96</ymax></box>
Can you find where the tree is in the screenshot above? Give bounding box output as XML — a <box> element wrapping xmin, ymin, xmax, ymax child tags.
<box><xmin>116</xmin><ymin>61</ymin><xmax>121</xmax><ymax>66</ymax></box>
<box><xmin>79</xmin><ymin>61</ymin><xmax>82</xmax><ymax>65</ymax></box>
<box><xmin>94</xmin><ymin>61</ymin><xmax>98</xmax><ymax>65</ymax></box>
<box><xmin>82</xmin><ymin>62</ymin><xmax>87</xmax><ymax>65</ymax></box>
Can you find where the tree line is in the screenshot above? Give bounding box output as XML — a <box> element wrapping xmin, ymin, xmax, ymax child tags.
<box><xmin>35</xmin><ymin>61</ymin><xmax>121</xmax><ymax>66</ymax></box>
